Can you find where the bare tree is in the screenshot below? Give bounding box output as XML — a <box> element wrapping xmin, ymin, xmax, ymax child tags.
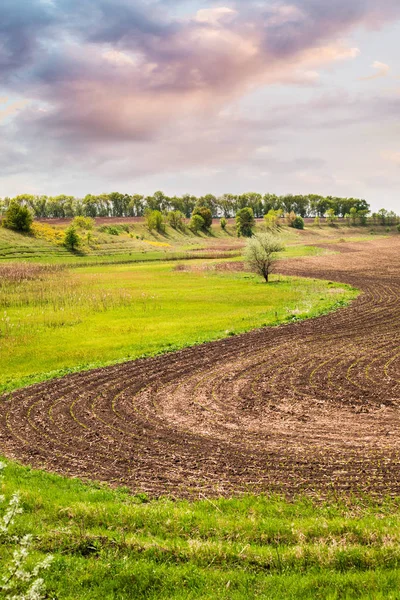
<box><xmin>244</xmin><ymin>233</ymin><xmax>284</xmax><ymax>282</ymax></box>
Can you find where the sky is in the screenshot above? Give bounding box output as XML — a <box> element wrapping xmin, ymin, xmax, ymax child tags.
<box><xmin>0</xmin><ymin>0</ymin><xmax>399</xmax><ymax>211</ymax></box>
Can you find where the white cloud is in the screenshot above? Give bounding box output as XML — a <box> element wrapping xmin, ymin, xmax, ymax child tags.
<box><xmin>362</xmin><ymin>61</ymin><xmax>390</xmax><ymax>80</ymax></box>
<box><xmin>195</xmin><ymin>7</ymin><xmax>237</xmax><ymax>26</ymax></box>
<box><xmin>0</xmin><ymin>100</ymin><xmax>29</xmax><ymax>124</ymax></box>
<box><xmin>102</xmin><ymin>50</ymin><xmax>135</xmax><ymax>67</ymax></box>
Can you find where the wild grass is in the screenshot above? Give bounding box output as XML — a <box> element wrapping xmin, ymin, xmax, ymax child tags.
<box><xmin>0</xmin><ymin>261</ymin><xmax>358</xmax><ymax>393</ymax></box>
<box><xmin>1</xmin><ymin>460</ymin><xmax>400</xmax><ymax>599</ymax></box>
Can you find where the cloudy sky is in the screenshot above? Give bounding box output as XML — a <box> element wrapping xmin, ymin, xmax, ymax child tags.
<box><xmin>0</xmin><ymin>0</ymin><xmax>399</xmax><ymax>211</ymax></box>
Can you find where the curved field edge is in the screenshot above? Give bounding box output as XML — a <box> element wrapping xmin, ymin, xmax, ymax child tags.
<box><xmin>1</xmin><ymin>459</ymin><xmax>400</xmax><ymax>600</ymax></box>
<box><xmin>0</xmin><ymin>270</ymin><xmax>359</xmax><ymax>395</ymax></box>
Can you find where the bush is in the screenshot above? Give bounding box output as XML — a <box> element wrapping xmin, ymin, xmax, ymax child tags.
<box><xmin>244</xmin><ymin>232</ymin><xmax>284</xmax><ymax>282</ymax></box>
<box><xmin>73</xmin><ymin>216</ymin><xmax>94</xmax><ymax>230</ymax></box>
<box><xmin>64</xmin><ymin>226</ymin><xmax>80</xmax><ymax>250</ymax></box>
<box><xmin>220</xmin><ymin>218</ymin><xmax>227</xmax><ymax>230</ymax></box>
<box><xmin>292</xmin><ymin>216</ymin><xmax>304</xmax><ymax>230</ymax></box>
<box><xmin>264</xmin><ymin>209</ymin><xmax>282</xmax><ymax>229</ymax></box>
<box><xmin>192</xmin><ymin>207</ymin><xmax>212</xmax><ymax>230</ymax></box>
<box><xmin>2</xmin><ymin>201</ymin><xmax>33</xmax><ymax>232</ymax></box>
<box><xmin>285</xmin><ymin>211</ymin><xmax>296</xmax><ymax>227</ymax></box>
<box><xmin>189</xmin><ymin>214</ymin><xmax>205</xmax><ymax>233</ymax></box>
<box><xmin>397</xmin><ymin>224</ymin><xmax>400</xmax><ymax>233</ymax></box>
<box><xmin>146</xmin><ymin>210</ymin><xmax>165</xmax><ymax>233</ymax></box>
<box><xmin>167</xmin><ymin>210</ymin><xmax>185</xmax><ymax>231</ymax></box>
<box><xmin>236</xmin><ymin>207</ymin><xmax>255</xmax><ymax>237</ymax></box>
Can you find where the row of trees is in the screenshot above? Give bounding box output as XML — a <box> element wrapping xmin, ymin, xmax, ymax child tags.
<box><xmin>0</xmin><ymin>192</ymin><xmax>375</xmax><ymax>220</ymax></box>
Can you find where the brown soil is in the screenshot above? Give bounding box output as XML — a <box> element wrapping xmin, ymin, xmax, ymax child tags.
<box><xmin>1</xmin><ymin>237</ymin><xmax>400</xmax><ymax>499</ymax></box>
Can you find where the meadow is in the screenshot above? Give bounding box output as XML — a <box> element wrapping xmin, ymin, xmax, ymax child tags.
<box><xmin>2</xmin><ymin>459</ymin><xmax>400</xmax><ymax>599</ymax></box>
<box><xmin>0</xmin><ymin>258</ymin><xmax>357</xmax><ymax>393</ymax></box>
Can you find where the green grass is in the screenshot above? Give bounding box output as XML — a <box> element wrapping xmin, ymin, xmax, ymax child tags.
<box><xmin>1</xmin><ymin>460</ymin><xmax>400</xmax><ymax>599</ymax></box>
<box><xmin>1</xmin><ymin>220</ymin><xmax>384</xmax><ymax>266</ymax></box>
<box><xmin>0</xmin><ymin>261</ymin><xmax>358</xmax><ymax>393</ymax></box>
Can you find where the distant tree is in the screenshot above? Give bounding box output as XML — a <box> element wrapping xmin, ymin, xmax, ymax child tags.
<box><xmin>244</xmin><ymin>233</ymin><xmax>285</xmax><ymax>283</ymax></box>
<box><xmin>236</xmin><ymin>207</ymin><xmax>255</xmax><ymax>237</ymax></box>
<box><xmin>192</xmin><ymin>206</ymin><xmax>212</xmax><ymax>230</ymax></box>
<box><xmin>64</xmin><ymin>226</ymin><xmax>80</xmax><ymax>250</ymax></box>
<box><xmin>349</xmin><ymin>207</ymin><xmax>358</xmax><ymax>226</ymax></box>
<box><xmin>2</xmin><ymin>201</ymin><xmax>33</xmax><ymax>232</ymax></box>
<box><xmin>167</xmin><ymin>210</ymin><xmax>185</xmax><ymax>231</ymax></box>
<box><xmin>326</xmin><ymin>208</ymin><xmax>337</xmax><ymax>225</ymax></box>
<box><xmin>264</xmin><ymin>209</ymin><xmax>282</xmax><ymax>229</ymax></box>
<box><xmin>189</xmin><ymin>214</ymin><xmax>205</xmax><ymax>233</ymax></box>
<box><xmin>73</xmin><ymin>216</ymin><xmax>94</xmax><ymax>230</ymax></box>
<box><xmin>146</xmin><ymin>210</ymin><xmax>165</xmax><ymax>233</ymax></box>
<box><xmin>292</xmin><ymin>215</ymin><xmax>305</xmax><ymax>230</ymax></box>
<box><xmin>220</xmin><ymin>217</ymin><xmax>227</xmax><ymax>230</ymax></box>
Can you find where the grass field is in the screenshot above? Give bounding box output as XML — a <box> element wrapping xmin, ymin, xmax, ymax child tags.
<box><xmin>0</xmin><ymin>259</ymin><xmax>357</xmax><ymax>393</ymax></box>
<box><xmin>2</xmin><ymin>460</ymin><xmax>400</xmax><ymax>599</ymax></box>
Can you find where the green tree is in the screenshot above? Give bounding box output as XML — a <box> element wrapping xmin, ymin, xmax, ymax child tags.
<box><xmin>236</xmin><ymin>207</ymin><xmax>255</xmax><ymax>237</ymax></box>
<box><xmin>2</xmin><ymin>201</ymin><xmax>33</xmax><ymax>232</ymax></box>
<box><xmin>192</xmin><ymin>206</ymin><xmax>212</xmax><ymax>230</ymax></box>
<box><xmin>146</xmin><ymin>210</ymin><xmax>165</xmax><ymax>233</ymax></box>
<box><xmin>73</xmin><ymin>216</ymin><xmax>94</xmax><ymax>230</ymax></box>
<box><xmin>64</xmin><ymin>226</ymin><xmax>80</xmax><ymax>250</ymax></box>
<box><xmin>292</xmin><ymin>215</ymin><xmax>304</xmax><ymax>230</ymax></box>
<box><xmin>189</xmin><ymin>214</ymin><xmax>205</xmax><ymax>233</ymax></box>
<box><xmin>220</xmin><ymin>217</ymin><xmax>227</xmax><ymax>230</ymax></box>
<box><xmin>167</xmin><ymin>210</ymin><xmax>185</xmax><ymax>231</ymax></box>
<box><xmin>244</xmin><ymin>233</ymin><xmax>284</xmax><ymax>282</ymax></box>
<box><xmin>327</xmin><ymin>208</ymin><xmax>337</xmax><ymax>225</ymax></box>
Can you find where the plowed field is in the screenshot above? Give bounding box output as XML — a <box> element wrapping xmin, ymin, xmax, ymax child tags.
<box><xmin>1</xmin><ymin>237</ymin><xmax>400</xmax><ymax>498</ymax></box>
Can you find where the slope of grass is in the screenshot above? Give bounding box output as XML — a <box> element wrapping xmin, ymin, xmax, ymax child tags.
<box><xmin>0</xmin><ymin>261</ymin><xmax>358</xmax><ymax>393</ymax></box>
<box><xmin>1</xmin><ymin>460</ymin><xmax>400</xmax><ymax>599</ymax></box>
<box><xmin>1</xmin><ymin>220</ymin><xmax>393</xmax><ymax>265</ymax></box>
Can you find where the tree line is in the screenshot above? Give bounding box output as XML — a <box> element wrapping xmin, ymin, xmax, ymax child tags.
<box><xmin>0</xmin><ymin>192</ymin><xmax>398</xmax><ymax>225</ymax></box>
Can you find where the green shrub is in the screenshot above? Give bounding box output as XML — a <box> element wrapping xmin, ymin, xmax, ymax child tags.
<box><xmin>189</xmin><ymin>214</ymin><xmax>205</xmax><ymax>233</ymax></box>
<box><xmin>72</xmin><ymin>216</ymin><xmax>94</xmax><ymax>230</ymax></box>
<box><xmin>220</xmin><ymin>217</ymin><xmax>227</xmax><ymax>230</ymax></box>
<box><xmin>236</xmin><ymin>207</ymin><xmax>255</xmax><ymax>237</ymax></box>
<box><xmin>64</xmin><ymin>226</ymin><xmax>80</xmax><ymax>250</ymax></box>
<box><xmin>192</xmin><ymin>207</ymin><xmax>212</xmax><ymax>230</ymax></box>
<box><xmin>292</xmin><ymin>216</ymin><xmax>305</xmax><ymax>230</ymax></box>
<box><xmin>167</xmin><ymin>210</ymin><xmax>185</xmax><ymax>231</ymax></box>
<box><xmin>146</xmin><ymin>210</ymin><xmax>165</xmax><ymax>233</ymax></box>
<box><xmin>2</xmin><ymin>201</ymin><xmax>33</xmax><ymax>232</ymax></box>
<box><xmin>397</xmin><ymin>224</ymin><xmax>400</xmax><ymax>233</ymax></box>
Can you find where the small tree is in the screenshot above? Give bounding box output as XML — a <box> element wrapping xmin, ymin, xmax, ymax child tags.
<box><xmin>244</xmin><ymin>233</ymin><xmax>284</xmax><ymax>282</ymax></box>
<box><xmin>2</xmin><ymin>201</ymin><xmax>33</xmax><ymax>232</ymax></box>
<box><xmin>192</xmin><ymin>207</ymin><xmax>212</xmax><ymax>230</ymax></box>
<box><xmin>236</xmin><ymin>207</ymin><xmax>255</xmax><ymax>237</ymax></box>
<box><xmin>326</xmin><ymin>208</ymin><xmax>337</xmax><ymax>225</ymax></box>
<box><xmin>146</xmin><ymin>210</ymin><xmax>165</xmax><ymax>233</ymax></box>
<box><xmin>220</xmin><ymin>217</ymin><xmax>227</xmax><ymax>230</ymax></box>
<box><xmin>189</xmin><ymin>214</ymin><xmax>205</xmax><ymax>233</ymax></box>
<box><xmin>264</xmin><ymin>209</ymin><xmax>282</xmax><ymax>229</ymax></box>
<box><xmin>285</xmin><ymin>211</ymin><xmax>296</xmax><ymax>227</ymax></box>
<box><xmin>73</xmin><ymin>216</ymin><xmax>94</xmax><ymax>230</ymax></box>
<box><xmin>292</xmin><ymin>215</ymin><xmax>304</xmax><ymax>230</ymax></box>
<box><xmin>167</xmin><ymin>210</ymin><xmax>185</xmax><ymax>231</ymax></box>
<box><xmin>64</xmin><ymin>226</ymin><xmax>80</xmax><ymax>250</ymax></box>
